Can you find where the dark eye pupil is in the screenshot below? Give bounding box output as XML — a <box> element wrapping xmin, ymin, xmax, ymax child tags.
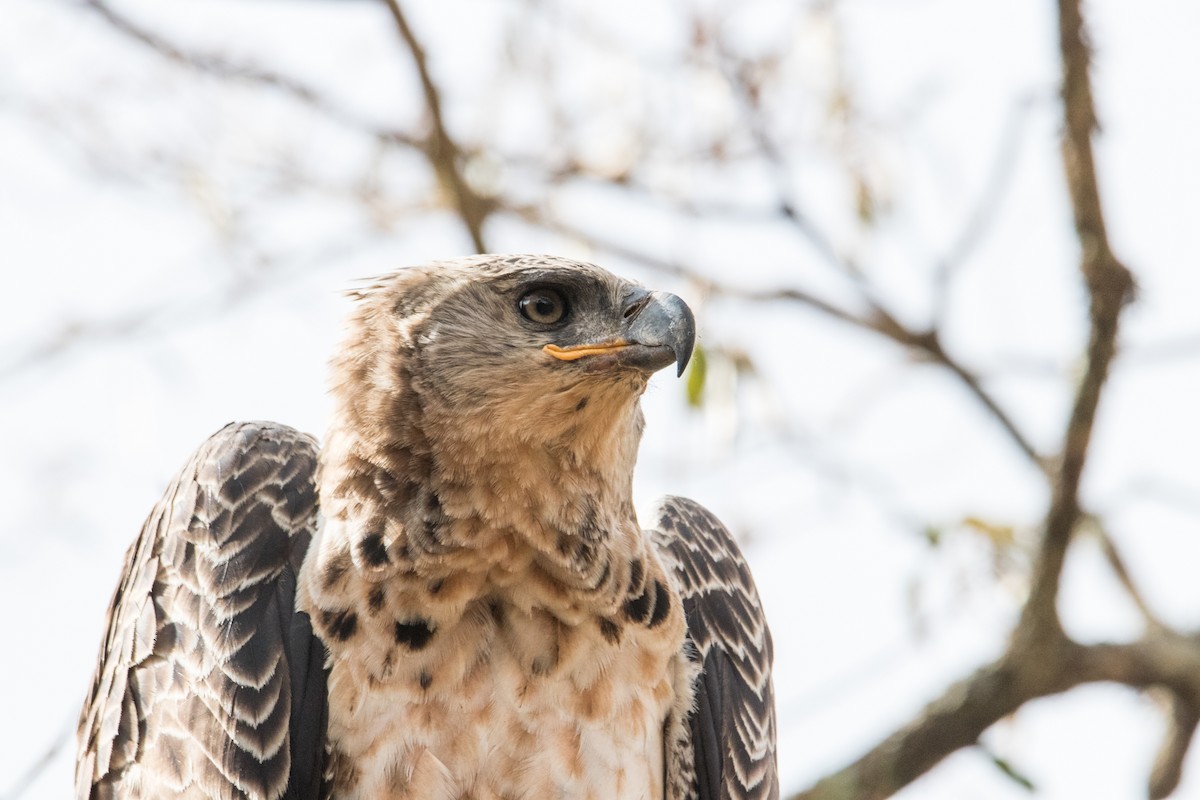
<box><xmin>520</xmin><ymin>290</ymin><xmax>567</xmax><ymax>324</ymax></box>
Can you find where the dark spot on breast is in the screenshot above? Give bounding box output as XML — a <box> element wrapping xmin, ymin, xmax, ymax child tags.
<box><xmin>320</xmin><ymin>608</ymin><xmax>359</xmax><ymax>641</ymax></box>
<box><xmin>322</xmin><ymin>554</ymin><xmax>351</xmax><ymax>589</ymax></box>
<box><xmin>575</xmin><ymin>396</ymin><xmax>589</xmax><ymax>411</ymax></box>
<box><xmin>648</xmin><ymin>580</ymin><xmax>671</xmax><ymax>628</ymax></box>
<box><xmin>428</xmin><ymin>578</ymin><xmax>444</xmax><ymax>595</ymax></box>
<box><xmin>574</xmin><ymin>538</ymin><xmax>596</xmax><ymax>563</ymax></box>
<box><xmin>394</xmin><ymin>619</ymin><xmax>435</xmax><ymax>650</ymax></box>
<box><xmin>368</xmin><ymin>586</ymin><xmax>386</xmax><ymax>613</ymax></box>
<box><xmin>624</xmin><ymin>585</ymin><xmax>653</xmax><ymax>625</ymax></box>
<box><xmin>599</xmin><ymin>618</ymin><xmax>622</xmax><ymax>644</ymax></box>
<box><xmin>489</xmin><ymin>600</ymin><xmax>505</xmax><ymax>626</ymax></box>
<box><xmin>411</xmin><ymin>492</ymin><xmax>449</xmax><ymax>552</ymax></box>
<box><xmin>628</xmin><ymin>559</ymin><xmax>645</xmax><ymax>592</ymax></box>
<box><xmin>358</xmin><ymin>532</ymin><xmax>389</xmax><ymax>567</ymax></box>
<box><xmin>419</xmin><ymin>670</ymin><xmax>433</xmax><ymax>690</ymax></box>
<box><xmin>577</xmin><ymin>498</ymin><xmax>602</xmax><ymax>541</ymax></box>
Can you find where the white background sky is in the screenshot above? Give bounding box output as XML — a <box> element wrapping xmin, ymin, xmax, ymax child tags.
<box><xmin>2</xmin><ymin>1</ymin><xmax>1199</xmax><ymax>798</ymax></box>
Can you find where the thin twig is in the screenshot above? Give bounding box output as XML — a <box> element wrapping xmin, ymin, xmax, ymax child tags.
<box><xmin>1150</xmin><ymin>694</ymin><xmax>1200</xmax><ymax>800</ymax></box>
<box><xmin>383</xmin><ymin>0</ymin><xmax>491</xmax><ymax>253</ymax></box>
<box><xmin>0</xmin><ymin>235</ymin><xmax>378</xmax><ymax>381</ymax></box>
<box><xmin>78</xmin><ymin>0</ymin><xmax>422</xmax><ymax>150</ymax></box>
<box><xmin>1085</xmin><ymin>516</ymin><xmax>1161</xmax><ymax>628</ymax></box>
<box><xmin>517</xmin><ymin>208</ymin><xmax>1046</xmax><ymax>468</ymax></box>
<box><xmin>1</xmin><ymin>718</ymin><xmax>73</xmax><ymax>800</ymax></box>
<box><xmin>662</xmin><ymin>33</ymin><xmax>1050</xmax><ymax>469</ymax></box>
<box><xmin>932</xmin><ymin>95</ymin><xmax>1037</xmax><ymax>326</ymax></box>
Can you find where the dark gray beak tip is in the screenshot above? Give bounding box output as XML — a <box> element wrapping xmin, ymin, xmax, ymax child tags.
<box><xmin>675</xmin><ymin>314</ymin><xmax>695</xmax><ymax>377</ymax></box>
<box><xmin>625</xmin><ymin>290</ymin><xmax>696</xmax><ymax>378</ymax></box>
<box><xmin>666</xmin><ymin>294</ymin><xmax>695</xmax><ymax>377</ymax></box>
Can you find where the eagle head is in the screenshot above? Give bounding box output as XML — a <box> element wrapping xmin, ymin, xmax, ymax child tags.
<box><xmin>321</xmin><ymin>254</ymin><xmax>694</xmax><ymax>572</ymax></box>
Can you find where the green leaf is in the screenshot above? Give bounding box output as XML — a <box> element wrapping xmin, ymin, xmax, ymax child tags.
<box><xmin>923</xmin><ymin>526</ymin><xmax>943</xmax><ymax>547</ymax></box>
<box><xmin>685</xmin><ymin>344</ymin><xmax>708</xmax><ymax>408</ymax></box>
<box><xmin>978</xmin><ymin>745</ymin><xmax>1036</xmax><ymax>792</ymax></box>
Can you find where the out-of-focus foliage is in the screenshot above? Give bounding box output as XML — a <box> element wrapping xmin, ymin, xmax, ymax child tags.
<box><xmin>686</xmin><ymin>344</ymin><xmax>708</xmax><ymax>408</ymax></box>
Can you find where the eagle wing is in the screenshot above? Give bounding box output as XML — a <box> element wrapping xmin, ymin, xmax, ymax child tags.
<box><xmin>76</xmin><ymin>422</ymin><xmax>328</xmax><ymax>800</ymax></box>
<box><xmin>650</xmin><ymin>496</ymin><xmax>779</xmax><ymax>800</ymax></box>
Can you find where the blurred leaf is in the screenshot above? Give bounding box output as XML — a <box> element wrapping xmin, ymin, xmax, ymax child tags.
<box><xmin>686</xmin><ymin>343</ymin><xmax>708</xmax><ymax>408</ymax></box>
<box><xmin>854</xmin><ymin>174</ymin><xmax>875</xmax><ymax>225</ymax></box>
<box><xmin>979</xmin><ymin>745</ymin><xmax>1036</xmax><ymax>792</ymax></box>
<box><xmin>963</xmin><ymin>516</ymin><xmax>1016</xmax><ymax>549</ymax></box>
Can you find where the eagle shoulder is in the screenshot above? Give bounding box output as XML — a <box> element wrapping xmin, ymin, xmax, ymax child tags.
<box><xmin>649</xmin><ymin>496</ymin><xmax>779</xmax><ymax>800</ymax></box>
<box><xmin>76</xmin><ymin>421</ymin><xmax>327</xmax><ymax>800</ymax></box>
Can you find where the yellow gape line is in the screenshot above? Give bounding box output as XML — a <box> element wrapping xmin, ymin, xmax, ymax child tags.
<box><xmin>542</xmin><ymin>341</ymin><xmax>630</xmax><ymax>360</ymax></box>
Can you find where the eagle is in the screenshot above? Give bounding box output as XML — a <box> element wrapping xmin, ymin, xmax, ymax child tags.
<box><xmin>75</xmin><ymin>254</ymin><xmax>778</xmax><ymax>800</ymax></box>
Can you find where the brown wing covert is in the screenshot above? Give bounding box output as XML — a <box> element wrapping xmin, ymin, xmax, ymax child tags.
<box><xmin>650</xmin><ymin>496</ymin><xmax>779</xmax><ymax>800</ymax></box>
<box><xmin>76</xmin><ymin>422</ymin><xmax>327</xmax><ymax>800</ymax></box>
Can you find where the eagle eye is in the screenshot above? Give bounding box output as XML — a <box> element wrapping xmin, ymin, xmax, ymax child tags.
<box><xmin>518</xmin><ymin>288</ymin><xmax>568</xmax><ymax>325</ymax></box>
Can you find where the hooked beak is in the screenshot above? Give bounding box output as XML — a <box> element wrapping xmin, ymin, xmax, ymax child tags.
<box><xmin>542</xmin><ymin>291</ymin><xmax>696</xmax><ymax>377</ymax></box>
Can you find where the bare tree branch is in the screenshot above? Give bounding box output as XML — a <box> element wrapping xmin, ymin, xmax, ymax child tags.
<box><xmin>1150</xmin><ymin>694</ymin><xmax>1200</xmax><ymax>800</ymax></box>
<box><xmin>1019</xmin><ymin>0</ymin><xmax>1136</xmax><ymax>637</ymax></box>
<box><xmin>48</xmin><ymin>0</ymin><xmax>1069</xmax><ymax>478</ymax></box>
<box><xmin>1087</xmin><ymin>516</ymin><xmax>1161</xmax><ymax>628</ymax></box>
<box><xmin>383</xmin><ymin>0</ymin><xmax>492</xmax><ymax>253</ymax></box>
<box><xmin>799</xmin><ymin>628</ymin><xmax>1200</xmax><ymax>800</ymax></box>
<box><xmin>0</xmin><ymin>717</ymin><xmax>73</xmax><ymax>800</ymax></box>
<box><xmin>699</xmin><ymin>33</ymin><xmax>1050</xmax><ymax>471</ymax></box>
<box><xmin>515</xmin><ymin>208</ymin><xmax>1046</xmax><ymax>468</ymax></box>
<box><xmin>0</xmin><ymin>235</ymin><xmax>374</xmax><ymax>381</ymax></box>
<box><xmin>932</xmin><ymin>95</ymin><xmax>1038</xmax><ymax>326</ymax></box>
<box><xmin>792</xmin><ymin>0</ymin><xmax>1147</xmax><ymax>796</ymax></box>
<box><xmin>1125</xmin><ymin>333</ymin><xmax>1200</xmax><ymax>365</ymax></box>
<box><xmin>78</xmin><ymin>0</ymin><xmax>423</xmax><ymax>150</ymax></box>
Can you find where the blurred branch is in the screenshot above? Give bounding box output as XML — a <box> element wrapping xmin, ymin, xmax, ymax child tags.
<box><xmin>932</xmin><ymin>95</ymin><xmax>1036</xmax><ymax>326</ymax></box>
<box><xmin>78</xmin><ymin>0</ymin><xmax>423</xmax><ymax>150</ymax></box>
<box><xmin>1151</xmin><ymin>695</ymin><xmax>1200</xmax><ymax>800</ymax></box>
<box><xmin>1124</xmin><ymin>333</ymin><xmax>1200</xmax><ymax>366</ymax></box>
<box><xmin>0</xmin><ymin>235</ymin><xmax>374</xmax><ymax>382</ymax></box>
<box><xmin>798</xmin><ymin>629</ymin><xmax>1200</xmax><ymax>800</ymax></box>
<box><xmin>383</xmin><ymin>0</ymin><xmax>492</xmax><ymax>253</ymax></box>
<box><xmin>703</xmin><ymin>32</ymin><xmax>1047</xmax><ymax>471</ymax></box>
<box><xmin>794</xmin><ymin>0</ymin><xmax>1148</xmax><ymax>796</ymax></box>
<box><xmin>975</xmin><ymin>742</ymin><xmax>1036</xmax><ymax>792</ymax></box>
<box><xmin>1087</xmin><ymin>516</ymin><xmax>1161</xmax><ymax>628</ymax></box>
<box><xmin>0</xmin><ymin>717</ymin><xmax>73</xmax><ymax>800</ymax></box>
<box><xmin>720</xmin><ymin>45</ymin><xmax>868</xmax><ymax>286</ymax></box>
<box><xmin>0</xmin><ymin>311</ymin><xmax>152</xmax><ymax>381</ymax></box>
<box><xmin>1103</xmin><ymin>477</ymin><xmax>1200</xmax><ymax>519</ymax></box>
<box><xmin>517</xmin><ymin>208</ymin><xmax>1046</xmax><ymax>469</ymax></box>
<box><xmin>1020</xmin><ymin>0</ymin><xmax>1136</xmax><ymax>637</ymax></box>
